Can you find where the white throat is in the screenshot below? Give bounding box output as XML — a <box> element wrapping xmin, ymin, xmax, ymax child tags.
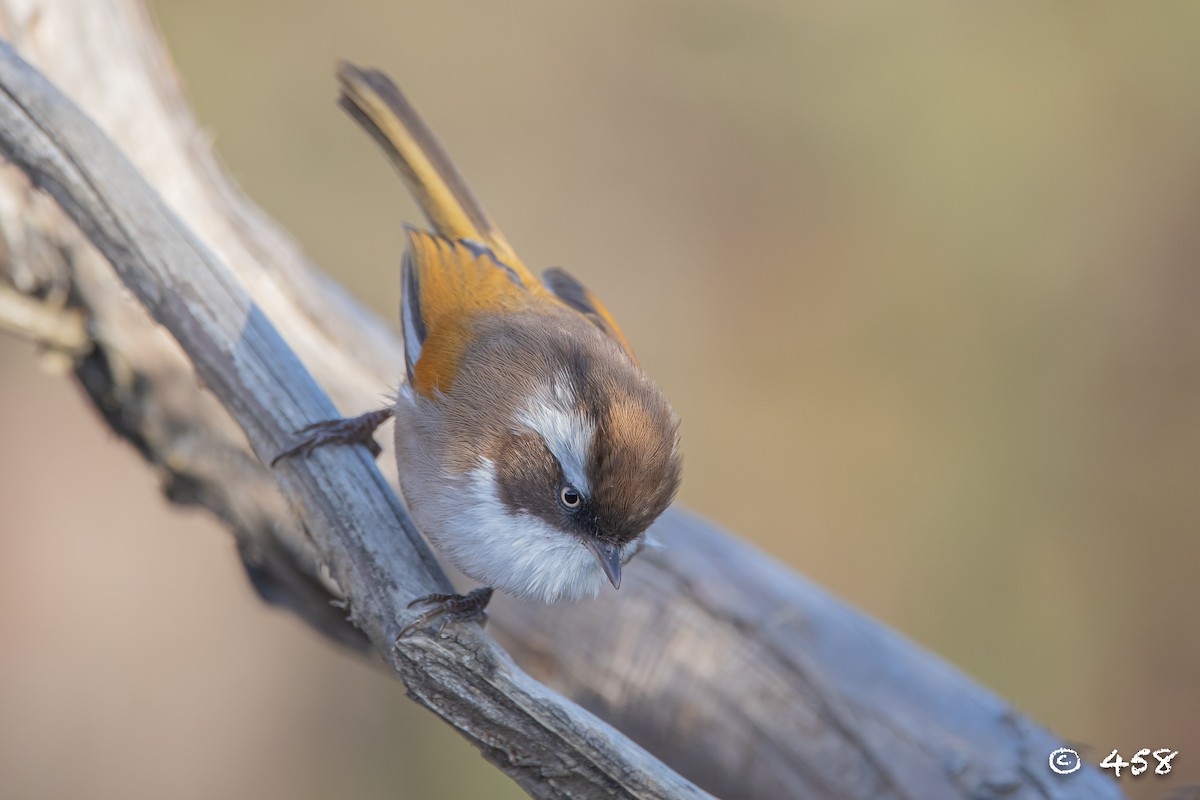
<box><xmin>418</xmin><ymin>460</ymin><xmax>633</xmax><ymax>603</ymax></box>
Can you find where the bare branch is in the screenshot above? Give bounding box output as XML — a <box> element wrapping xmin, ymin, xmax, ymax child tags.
<box><xmin>0</xmin><ymin>37</ymin><xmax>710</xmax><ymax>800</ymax></box>
<box><xmin>0</xmin><ymin>283</ymin><xmax>86</xmax><ymax>350</ymax></box>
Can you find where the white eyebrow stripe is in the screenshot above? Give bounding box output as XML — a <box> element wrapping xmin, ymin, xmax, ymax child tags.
<box><xmin>517</xmin><ymin>374</ymin><xmax>594</xmax><ymax>494</ymax></box>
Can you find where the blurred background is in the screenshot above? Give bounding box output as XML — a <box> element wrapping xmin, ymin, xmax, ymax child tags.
<box><xmin>2</xmin><ymin>2</ymin><xmax>1198</xmax><ymax>798</ymax></box>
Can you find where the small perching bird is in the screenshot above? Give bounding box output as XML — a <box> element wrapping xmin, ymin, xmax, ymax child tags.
<box><xmin>274</xmin><ymin>63</ymin><xmax>681</xmax><ymax>635</ymax></box>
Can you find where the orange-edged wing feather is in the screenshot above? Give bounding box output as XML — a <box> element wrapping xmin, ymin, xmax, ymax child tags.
<box><xmin>403</xmin><ymin>230</ymin><xmax>549</xmax><ymax>397</ymax></box>
<box><xmin>339</xmin><ymin>62</ymin><xmax>640</xmax><ymax>383</ymax></box>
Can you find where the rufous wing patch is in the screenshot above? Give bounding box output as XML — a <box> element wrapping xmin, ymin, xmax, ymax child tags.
<box><xmin>542</xmin><ymin>267</ymin><xmax>638</xmax><ymax>364</ymax></box>
<box><xmin>404</xmin><ymin>229</ymin><xmax>549</xmax><ymax>397</ymax></box>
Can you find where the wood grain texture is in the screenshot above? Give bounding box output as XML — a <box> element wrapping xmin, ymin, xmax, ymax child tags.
<box><xmin>0</xmin><ymin>2</ymin><xmax>1124</xmax><ymax>799</ymax></box>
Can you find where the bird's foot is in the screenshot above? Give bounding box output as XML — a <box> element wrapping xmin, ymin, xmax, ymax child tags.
<box><xmin>397</xmin><ymin>587</ymin><xmax>494</xmax><ymax>639</ymax></box>
<box><xmin>270</xmin><ymin>407</ymin><xmax>394</xmax><ymax>466</ymax></box>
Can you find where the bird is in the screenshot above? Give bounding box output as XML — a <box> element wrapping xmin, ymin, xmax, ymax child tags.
<box><xmin>273</xmin><ymin>62</ymin><xmax>681</xmax><ymax>637</ymax></box>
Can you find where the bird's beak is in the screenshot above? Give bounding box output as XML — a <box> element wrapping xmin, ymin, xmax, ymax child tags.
<box><xmin>585</xmin><ymin>537</ymin><xmax>622</xmax><ymax>589</ymax></box>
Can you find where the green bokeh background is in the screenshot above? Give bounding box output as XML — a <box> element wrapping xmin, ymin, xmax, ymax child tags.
<box><xmin>1</xmin><ymin>2</ymin><xmax>1197</xmax><ymax>798</ymax></box>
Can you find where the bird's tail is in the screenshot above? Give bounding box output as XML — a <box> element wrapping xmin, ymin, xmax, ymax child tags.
<box><xmin>336</xmin><ymin>62</ymin><xmax>527</xmax><ymax>275</ymax></box>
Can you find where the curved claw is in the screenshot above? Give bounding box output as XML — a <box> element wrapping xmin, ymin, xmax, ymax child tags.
<box><xmin>407</xmin><ymin>593</ymin><xmax>457</xmax><ymax>609</ymax></box>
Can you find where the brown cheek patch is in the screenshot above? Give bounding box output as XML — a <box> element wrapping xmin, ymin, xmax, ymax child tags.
<box><xmin>590</xmin><ymin>395</ymin><xmax>681</xmax><ymax>542</ymax></box>
<box><xmin>605</xmin><ymin>400</ymin><xmax>659</xmax><ymax>453</ymax></box>
<box><xmin>493</xmin><ymin>432</ymin><xmax>564</xmax><ymax>525</ymax></box>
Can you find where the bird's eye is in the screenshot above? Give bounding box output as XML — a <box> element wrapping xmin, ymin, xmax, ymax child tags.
<box><xmin>559</xmin><ymin>485</ymin><xmax>582</xmax><ymax>509</ymax></box>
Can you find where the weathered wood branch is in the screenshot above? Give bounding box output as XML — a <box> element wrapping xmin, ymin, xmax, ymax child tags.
<box><xmin>0</xmin><ymin>2</ymin><xmax>1123</xmax><ymax>799</ymax></box>
<box><xmin>0</xmin><ymin>33</ymin><xmax>712</xmax><ymax>800</ymax></box>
